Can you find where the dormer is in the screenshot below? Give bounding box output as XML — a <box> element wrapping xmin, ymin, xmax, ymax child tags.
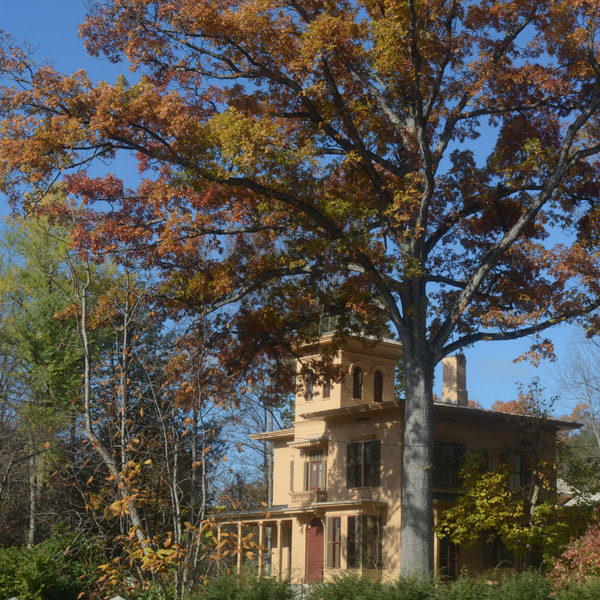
<box><xmin>294</xmin><ymin>334</ymin><xmax>403</xmax><ymax>420</ymax></box>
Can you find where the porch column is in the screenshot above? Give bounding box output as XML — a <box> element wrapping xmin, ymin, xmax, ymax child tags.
<box><xmin>258</xmin><ymin>521</ymin><xmax>265</xmax><ymax>575</ymax></box>
<box><xmin>277</xmin><ymin>521</ymin><xmax>283</xmax><ymax>579</ymax></box>
<box><xmin>237</xmin><ymin>521</ymin><xmax>243</xmax><ymax>573</ymax></box>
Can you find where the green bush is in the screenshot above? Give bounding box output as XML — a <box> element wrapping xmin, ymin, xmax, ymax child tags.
<box><xmin>554</xmin><ymin>577</ymin><xmax>600</xmax><ymax>600</ymax></box>
<box><xmin>0</xmin><ymin>529</ymin><xmax>99</xmax><ymax>600</ymax></box>
<box><xmin>484</xmin><ymin>571</ymin><xmax>551</xmax><ymax>600</ymax></box>
<box><xmin>307</xmin><ymin>573</ymin><xmax>404</xmax><ymax>600</ymax></box>
<box><xmin>189</xmin><ymin>571</ymin><xmax>600</xmax><ymax>600</ymax></box>
<box><xmin>194</xmin><ymin>570</ymin><xmax>294</xmax><ymax>600</ymax></box>
<box><xmin>389</xmin><ymin>578</ymin><xmax>435</xmax><ymax>600</ymax></box>
<box><xmin>435</xmin><ymin>576</ymin><xmax>490</xmax><ymax>600</ymax></box>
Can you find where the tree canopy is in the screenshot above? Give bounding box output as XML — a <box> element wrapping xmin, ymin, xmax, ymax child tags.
<box><xmin>1</xmin><ymin>0</ymin><xmax>600</xmax><ymax>575</ymax></box>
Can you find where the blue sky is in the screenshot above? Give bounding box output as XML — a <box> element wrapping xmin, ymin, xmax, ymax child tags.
<box><xmin>1</xmin><ymin>1</ymin><xmax>582</xmax><ymax>414</ymax></box>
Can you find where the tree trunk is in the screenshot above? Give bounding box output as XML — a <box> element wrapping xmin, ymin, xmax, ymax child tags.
<box><xmin>76</xmin><ymin>264</ymin><xmax>168</xmax><ymax>597</ymax></box>
<box><xmin>399</xmin><ymin>346</ymin><xmax>435</xmax><ymax>577</ymax></box>
<box><xmin>27</xmin><ymin>453</ymin><xmax>38</xmax><ymax>548</ymax></box>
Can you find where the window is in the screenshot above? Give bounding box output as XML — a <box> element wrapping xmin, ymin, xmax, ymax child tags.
<box><xmin>309</xmin><ymin>460</ymin><xmax>324</xmax><ymax>490</ymax></box>
<box><xmin>352</xmin><ymin>366</ymin><xmax>363</xmax><ymax>399</ymax></box>
<box><xmin>304</xmin><ymin>450</ymin><xmax>326</xmax><ymax>491</ymax></box>
<box><xmin>327</xmin><ymin>517</ymin><xmax>341</xmax><ymax>568</ymax></box>
<box><xmin>323</xmin><ymin>377</ymin><xmax>331</xmax><ymax>399</ymax></box>
<box><xmin>439</xmin><ymin>538</ymin><xmax>460</xmax><ymax>580</ymax></box>
<box><xmin>346</xmin><ymin>440</ymin><xmax>381</xmax><ymax>488</ymax></box>
<box><xmin>305</xmin><ymin>371</ymin><xmax>314</xmax><ymax>401</ymax></box>
<box><xmin>347</xmin><ymin>516</ymin><xmax>359</xmax><ymax>568</ymax></box>
<box><xmin>373</xmin><ymin>370</ymin><xmax>383</xmax><ymax>403</ymax></box>
<box><xmin>433</xmin><ymin>441</ymin><xmax>465</xmax><ymax>488</ymax></box>
<box><xmin>503</xmin><ymin>450</ymin><xmax>529</xmax><ymax>490</ymax></box>
<box><xmin>483</xmin><ymin>535</ymin><xmax>513</xmax><ymax>568</ymax></box>
<box><xmin>362</xmin><ymin>515</ymin><xmax>383</xmax><ymax>569</ymax></box>
<box><xmin>289</xmin><ymin>460</ymin><xmax>294</xmax><ymax>491</ymax></box>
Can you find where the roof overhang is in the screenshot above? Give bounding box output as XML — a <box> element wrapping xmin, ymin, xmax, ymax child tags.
<box><xmin>288</xmin><ymin>436</ymin><xmax>328</xmax><ymax>450</ymax></box>
<box><xmin>301</xmin><ymin>398</ymin><xmax>580</xmax><ymax>430</ymax></box>
<box><xmin>249</xmin><ymin>428</ymin><xmax>295</xmax><ymax>441</ymax></box>
<box><xmin>210</xmin><ymin>499</ymin><xmax>388</xmax><ymax>522</ymax></box>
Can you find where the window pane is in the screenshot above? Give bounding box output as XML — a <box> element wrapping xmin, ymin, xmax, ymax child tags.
<box><xmin>433</xmin><ymin>442</ymin><xmax>465</xmax><ymax>487</ymax></box>
<box><xmin>306</xmin><ymin>372</ymin><xmax>314</xmax><ymax>401</ymax></box>
<box><xmin>364</xmin><ymin>441</ymin><xmax>381</xmax><ymax>487</ymax></box>
<box><xmin>323</xmin><ymin>377</ymin><xmax>331</xmax><ymax>399</ymax></box>
<box><xmin>331</xmin><ymin>517</ymin><xmax>341</xmax><ymax>568</ymax></box>
<box><xmin>374</xmin><ymin>370</ymin><xmax>383</xmax><ymax>403</ymax></box>
<box><xmin>310</xmin><ymin>461</ymin><xmax>325</xmax><ymax>490</ymax></box>
<box><xmin>362</xmin><ymin>515</ymin><xmax>382</xmax><ymax>569</ymax></box>
<box><xmin>352</xmin><ymin>367</ymin><xmax>363</xmax><ymax>399</ymax></box>
<box><xmin>347</xmin><ymin>443</ymin><xmax>357</xmax><ymax>488</ymax></box>
<box><xmin>347</xmin><ymin>516</ymin><xmax>358</xmax><ymax>568</ymax></box>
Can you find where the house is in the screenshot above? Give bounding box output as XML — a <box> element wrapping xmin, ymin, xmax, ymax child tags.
<box><xmin>213</xmin><ymin>334</ymin><xmax>576</xmax><ymax>582</ymax></box>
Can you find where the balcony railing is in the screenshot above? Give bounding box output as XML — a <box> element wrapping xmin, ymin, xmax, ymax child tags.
<box><xmin>290</xmin><ymin>489</ymin><xmax>327</xmax><ymax>505</ymax></box>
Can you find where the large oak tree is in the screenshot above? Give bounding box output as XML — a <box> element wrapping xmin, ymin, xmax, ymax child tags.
<box><xmin>2</xmin><ymin>0</ymin><xmax>600</xmax><ymax>575</ymax></box>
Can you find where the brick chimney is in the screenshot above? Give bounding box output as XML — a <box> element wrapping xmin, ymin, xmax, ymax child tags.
<box><xmin>442</xmin><ymin>355</ymin><xmax>468</xmax><ymax>406</ymax></box>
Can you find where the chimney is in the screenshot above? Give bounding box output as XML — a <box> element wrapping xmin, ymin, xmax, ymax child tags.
<box><xmin>442</xmin><ymin>355</ymin><xmax>468</xmax><ymax>406</ymax></box>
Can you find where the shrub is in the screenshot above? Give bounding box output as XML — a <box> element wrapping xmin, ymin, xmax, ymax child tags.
<box><xmin>390</xmin><ymin>578</ymin><xmax>435</xmax><ymax>600</ymax></box>
<box><xmin>436</xmin><ymin>575</ymin><xmax>490</xmax><ymax>600</ymax></box>
<box><xmin>0</xmin><ymin>529</ymin><xmax>99</xmax><ymax>600</ymax></box>
<box><xmin>550</xmin><ymin>523</ymin><xmax>600</xmax><ymax>586</ymax></box>
<box><xmin>553</xmin><ymin>577</ymin><xmax>600</xmax><ymax>600</ymax></box>
<box><xmin>194</xmin><ymin>570</ymin><xmax>294</xmax><ymax>600</ymax></box>
<box><xmin>307</xmin><ymin>573</ymin><xmax>407</xmax><ymax>600</ymax></box>
<box><xmin>484</xmin><ymin>571</ymin><xmax>551</xmax><ymax>600</ymax></box>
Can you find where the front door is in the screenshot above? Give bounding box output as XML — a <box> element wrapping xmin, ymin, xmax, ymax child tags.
<box><xmin>306</xmin><ymin>517</ymin><xmax>324</xmax><ymax>583</ymax></box>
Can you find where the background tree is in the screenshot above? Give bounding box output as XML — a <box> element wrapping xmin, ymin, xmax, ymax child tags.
<box><xmin>2</xmin><ymin>0</ymin><xmax>600</xmax><ymax>575</ymax></box>
<box><xmin>557</xmin><ymin>340</ymin><xmax>600</xmax><ymax>496</ymax></box>
<box><xmin>437</xmin><ymin>381</ymin><xmax>590</xmax><ymax>569</ymax></box>
<box><xmin>0</xmin><ymin>214</ymin><xmax>83</xmax><ymax>547</ymax></box>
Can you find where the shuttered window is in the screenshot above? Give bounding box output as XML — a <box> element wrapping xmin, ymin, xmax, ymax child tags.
<box><xmin>346</xmin><ymin>440</ymin><xmax>381</xmax><ymax>488</ymax></box>
<box><xmin>433</xmin><ymin>441</ymin><xmax>465</xmax><ymax>488</ymax></box>
<box><xmin>347</xmin><ymin>515</ymin><xmax>359</xmax><ymax>568</ymax></box>
<box><xmin>373</xmin><ymin>370</ymin><xmax>383</xmax><ymax>403</ymax></box>
<box><xmin>326</xmin><ymin>517</ymin><xmax>341</xmax><ymax>568</ymax></box>
<box><xmin>362</xmin><ymin>515</ymin><xmax>383</xmax><ymax>569</ymax></box>
<box><xmin>352</xmin><ymin>366</ymin><xmax>363</xmax><ymax>399</ymax></box>
<box><xmin>304</xmin><ymin>450</ymin><xmax>326</xmax><ymax>491</ymax></box>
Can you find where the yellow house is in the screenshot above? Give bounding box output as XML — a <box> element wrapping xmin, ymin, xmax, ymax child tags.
<box><xmin>214</xmin><ymin>334</ymin><xmax>575</xmax><ymax>582</ymax></box>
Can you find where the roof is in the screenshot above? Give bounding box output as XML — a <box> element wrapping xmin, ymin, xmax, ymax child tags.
<box><xmin>211</xmin><ymin>499</ymin><xmax>387</xmax><ymax>521</ymax></box>
<box><xmin>296</xmin><ymin>332</ymin><xmax>403</xmax><ymax>358</ymax></box>
<box><xmin>249</xmin><ymin>428</ymin><xmax>294</xmax><ymax>441</ymax></box>
<box><xmin>557</xmin><ymin>478</ymin><xmax>600</xmax><ymax>506</ymax></box>
<box><xmin>288</xmin><ymin>435</ymin><xmax>328</xmax><ymax>449</ymax></box>
<box><xmin>250</xmin><ymin>401</ymin><xmax>579</xmax><ymax>440</ymax></box>
<box><xmin>300</xmin><ymin>398</ymin><xmax>580</xmax><ymax>430</ymax></box>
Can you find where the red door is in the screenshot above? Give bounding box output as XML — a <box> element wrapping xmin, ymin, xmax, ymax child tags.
<box><xmin>306</xmin><ymin>517</ymin><xmax>324</xmax><ymax>583</ymax></box>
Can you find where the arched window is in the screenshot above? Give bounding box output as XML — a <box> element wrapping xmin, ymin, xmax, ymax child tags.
<box><xmin>306</xmin><ymin>372</ymin><xmax>314</xmax><ymax>401</ymax></box>
<box><xmin>352</xmin><ymin>366</ymin><xmax>363</xmax><ymax>400</ymax></box>
<box><xmin>373</xmin><ymin>370</ymin><xmax>383</xmax><ymax>403</ymax></box>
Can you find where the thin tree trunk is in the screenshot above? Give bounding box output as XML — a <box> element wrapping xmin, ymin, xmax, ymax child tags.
<box><xmin>75</xmin><ymin>264</ymin><xmax>168</xmax><ymax>597</ymax></box>
<box><xmin>119</xmin><ymin>302</ymin><xmax>129</xmax><ymax>472</ymax></box>
<box><xmin>399</xmin><ymin>345</ymin><xmax>435</xmax><ymax>577</ymax></box>
<box><xmin>191</xmin><ymin>404</ymin><xmax>209</xmax><ymax>578</ymax></box>
<box><xmin>0</xmin><ymin>454</ymin><xmax>15</xmax><ymax>506</ymax></box>
<box><xmin>27</xmin><ymin>453</ymin><xmax>37</xmax><ymax>548</ymax></box>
